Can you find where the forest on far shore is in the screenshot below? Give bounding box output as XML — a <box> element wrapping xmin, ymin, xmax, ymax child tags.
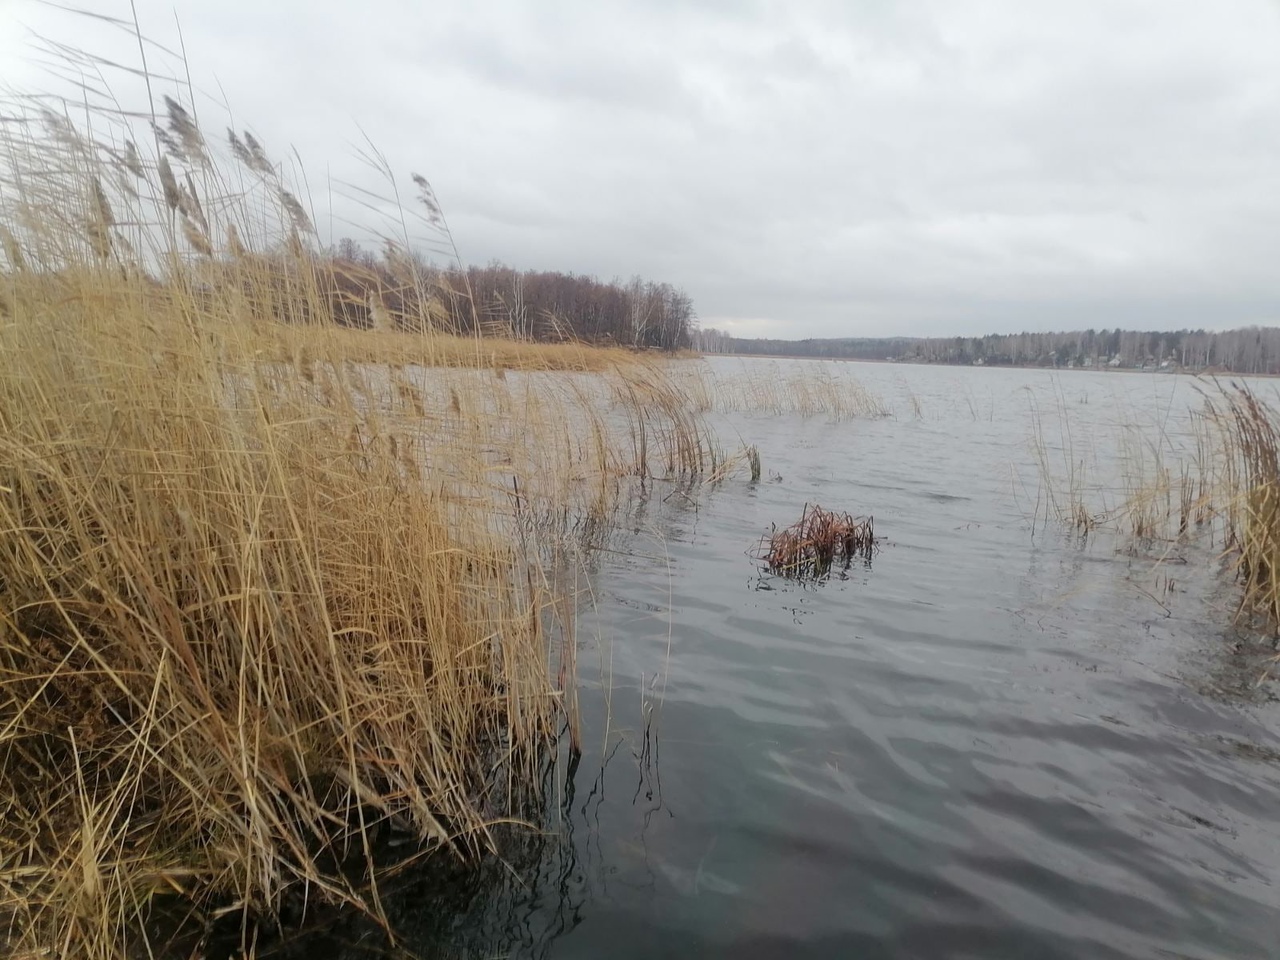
<box><xmin>323</xmin><ymin>239</ymin><xmax>694</xmax><ymax>351</ymax></box>
<box><xmin>693</xmin><ymin>325</ymin><xmax>1280</xmax><ymax>374</ymax></box>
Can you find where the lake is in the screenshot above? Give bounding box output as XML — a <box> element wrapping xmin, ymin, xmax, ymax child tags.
<box><xmin>292</xmin><ymin>359</ymin><xmax>1280</xmax><ymax>960</ymax></box>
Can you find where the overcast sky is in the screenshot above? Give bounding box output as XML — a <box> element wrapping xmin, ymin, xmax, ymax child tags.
<box><xmin>2</xmin><ymin>0</ymin><xmax>1279</xmax><ymax>338</ymax></box>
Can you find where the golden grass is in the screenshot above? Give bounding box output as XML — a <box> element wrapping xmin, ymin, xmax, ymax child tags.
<box><xmin>707</xmin><ymin>445</ymin><xmax>762</xmax><ymax>484</ymax></box>
<box><xmin>259</xmin><ymin>322</ymin><xmax>645</xmax><ymax>372</ymax></box>
<box><xmin>0</xmin><ymin>21</ymin><xmax>731</xmax><ymax>948</ymax></box>
<box><xmin>0</xmin><ymin>269</ymin><xmax>573</xmax><ymax>954</ymax></box>
<box><xmin>1024</xmin><ymin>384</ymin><xmax>1218</xmax><ymax>543</ymax></box>
<box><xmin>0</xmin><ymin>250</ymin><xmax>740</xmax><ymax>955</ymax></box>
<box><xmin>1207</xmin><ymin>386</ymin><xmax>1280</xmax><ymax>630</ymax></box>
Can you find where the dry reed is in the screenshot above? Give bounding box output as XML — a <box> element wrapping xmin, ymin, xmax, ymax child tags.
<box><xmin>757</xmin><ymin>505</ymin><xmax>877</xmax><ymax>579</ymax></box>
<box><xmin>672</xmin><ymin>361</ymin><xmax>889</xmax><ymax>420</ymax></box>
<box><xmin>0</xmin><ymin>15</ymin><xmax>727</xmax><ymax>958</ymax></box>
<box><xmin>707</xmin><ymin>445</ymin><xmax>762</xmax><ymax>484</ymax></box>
<box><xmin>1208</xmin><ymin>386</ymin><xmax>1280</xmax><ymax>631</ymax></box>
<box><xmin>0</xmin><ymin>269</ymin><xmax>591</xmax><ymax>956</ymax></box>
<box><xmin>1024</xmin><ymin>379</ymin><xmax>1280</xmax><ymax>648</ymax></box>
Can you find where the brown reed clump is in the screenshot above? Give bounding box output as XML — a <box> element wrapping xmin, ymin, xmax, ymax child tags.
<box><xmin>758</xmin><ymin>504</ymin><xmax>876</xmax><ymax>579</ymax></box>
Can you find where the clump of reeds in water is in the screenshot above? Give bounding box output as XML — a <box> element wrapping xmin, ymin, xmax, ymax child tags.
<box><xmin>1024</xmin><ymin>384</ymin><xmax>1222</xmax><ymax>545</ymax></box>
<box><xmin>1212</xmin><ymin>385</ymin><xmax>1280</xmax><ymax>632</ymax></box>
<box><xmin>707</xmin><ymin>444</ymin><xmax>762</xmax><ymax>484</ymax></box>
<box><xmin>758</xmin><ymin>504</ymin><xmax>877</xmax><ymax>579</ymax></box>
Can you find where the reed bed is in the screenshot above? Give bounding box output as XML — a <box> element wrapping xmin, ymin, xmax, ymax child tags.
<box><xmin>0</xmin><ymin>275</ymin><xmax>571</xmax><ymax>955</ymax></box>
<box><xmin>0</xmin><ymin>20</ymin><xmax>731</xmax><ymax>958</ymax></box>
<box><xmin>0</xmin><ymin>291</ymin><xmax>727</xmax><ymax>959</ymax></box>
<box><xmin>1025</xmin><ymin>386</ymin><xmax>1219</xmax><ymax>543</ymax></box>
<box><xmin>1206</xmin><ymin>386</ymin><xmax>1280</xmax><ymax>630</ymax></box>
<box><xmin>261</xmin><ymin>322</ymin><xmax>641</xmax><ymax>372</ymax></box>
<box><xmin>1026</xmin><ymin>380</ymin><xmax>1280</xmax><ymax>643</ymax></box>
<box><xmin>610</xmin><ymin>365</ymin><xmax>721</xmax><ymax>482</ymax></box>
<box><xmin>757</xmin><ymin>505</ymin><xmax>877</xmax><ymax>579</ymax></box>
<box><xmin>1110</xmin><ymin>413</ymin><xmax>1219</xmax><ymax>543</ymax></box>
<box><xmin>0</xmin><ymin>281</ymin><xmax>727</xmax><ymax>960</ymax></box>
<box><xmin>674</xmin><ymin>361</ymin><xmax>889</xmax><ymax>420</ymax></box>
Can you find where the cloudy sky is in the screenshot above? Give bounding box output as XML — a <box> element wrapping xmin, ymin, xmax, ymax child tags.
<box><xmin>2</xmin><ymin>0</ymin><xmax>1279</xmax><ymax>338</ymax></box>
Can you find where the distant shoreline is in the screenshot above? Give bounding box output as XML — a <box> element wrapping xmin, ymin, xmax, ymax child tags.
<box><xmin>695</xmin><ymin>353</ymin><xmax>1267</xmax><ymax>377</ymax></box>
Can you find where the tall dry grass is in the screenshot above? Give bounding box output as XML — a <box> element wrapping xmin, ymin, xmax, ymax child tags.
<box><xmin>0</xmin><ymin>15</ymin><xmax>731</xmax><ymax>958</ymax></box>
<box><xmin>1024</xmin><ymin>384</ymin><xmax>1219</xmax><ymax>543</ymax></box>
<box><xmin>0</xmin><ymin>268</ymin><xmax>595</xmax><ymax>956</ymax></box>
<box><xmin>0</xmin><ymin>281</ymin><xmax>727</xmax><ymax>960</ymax></box>
<box><xmin>671</xmin><ymin>360</ymin><xmax>888</xmax><ymax>420</ymax></box>
<box><xmin>1025</xmin><ymin>377</ymin><xmax>1280</xmax><ymax>644</ymax></box>
<box><xmin>261</xmin><ymin>322</ymin><xmax>643</xmax><ymax>372</ymax></box>
<box><xmin>1204</xmin><ymin>386</ymin><xmax>1280</xmax><ymax>630</ymax></box>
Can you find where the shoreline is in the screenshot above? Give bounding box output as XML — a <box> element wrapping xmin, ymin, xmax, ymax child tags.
<box><xmin>695</xmin><ymin>353</ymin><xmax>1268</xmax><ymax>377</ymax></box>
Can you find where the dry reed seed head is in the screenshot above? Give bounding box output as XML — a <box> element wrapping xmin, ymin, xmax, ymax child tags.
<box><xmin>180</xmin><ymin>172</ymin><xmax>208</xmax><ymax>232</ymax></box>
<box><xmin>243</xmin><ymin>130</ymin><xmax>274</xmax><ymax>174</ymax></box>
<box><xmin>412</xmin><ymin>173</ymin><xmax>443</xmax><ymax>224</ymax></box>
<box><xmin>122</xmin><ymin>139</ymin><xmax>144</xmax><ymax>178</ymax></box>
<box><xmin>85</xmin><ymin>186</ymin><xmax>115</xmax><ymax>261</ymax></box>
<box><xmin>152</xmin><ymin>121</ymin><xmax>183</xmax><ymax>161</ymax></box>
<box><xmin>163</xmin><ymin>96</ymin><xmax>208</xmax><ymax>166</ymax></box>
<box><xmin>38</xmin><ymin>107</ymin><xmax>84</xmax><ymax>152</ymax></box>
<box><xmin>157</xmin><ymin>155</ymin><xmax>181</xmax><ymax>212</ymax></box>
<box><xmin>279</xmin><ymin>189</ymin><xmax>313</xmax><ymax>234</ymax></box>
<box><xmin>89</xmin><ymin>177</ymin><xmax>115</xmax><ymax>228</ymax></box>
<box><xmin>228</xmin><ymin>128</ymin><xmax>252</xmax><ymax>167</ymax></box>
<box><xmin>226</xmin><ymin>126</ymin><xmax>276</xmax><ymax>176</ymax></box>
<box><xmin>286</xmin><ymin>227</ymin><xmax>306</xmax><ymax>261</ymax></box>
<box><xmin>181</xmin><ymin>216</ymin><xmax>213</xmax><ymax>256</ymax></box>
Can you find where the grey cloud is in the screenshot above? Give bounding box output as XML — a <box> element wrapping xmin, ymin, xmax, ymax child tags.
<box><xmin>1</xmin><ymin>0</ymin><xmax>1278</xmax><ymax>337</ymax></box>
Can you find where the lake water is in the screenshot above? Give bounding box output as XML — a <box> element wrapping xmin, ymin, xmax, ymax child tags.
<box><xmin>285</xmin><ymin>359</ymin><xmax>1280</xmax><ymax>959</ymax></box>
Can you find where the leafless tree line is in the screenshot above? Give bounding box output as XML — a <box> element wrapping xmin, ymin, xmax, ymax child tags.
<box><xmin>695</xmin><ymin>326</ymin><xmax>1280</xmax><ymax>373</ymax></box>
<box><xmin>326</xmin><ymin>240</ymin><xmax>693</xmax><ymax>350</ymax></box>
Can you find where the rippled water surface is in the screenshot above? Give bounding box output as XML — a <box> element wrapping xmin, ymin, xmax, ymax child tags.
<box><xmin>323</xmin><ymin>360</ymin><xmax>1280</xmax><ymax>959</ymax></box>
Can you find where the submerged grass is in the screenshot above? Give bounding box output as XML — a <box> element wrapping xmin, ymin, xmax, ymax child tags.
<box><xmin>1027</xmin><ymin>377</ymin><xmax>1280</xmax><ymax>644</ymax></box>
<box><xmin>1025</xmin><ymin>383</ymin><xmax>1218</xmax><ymax>544</ymax></box>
